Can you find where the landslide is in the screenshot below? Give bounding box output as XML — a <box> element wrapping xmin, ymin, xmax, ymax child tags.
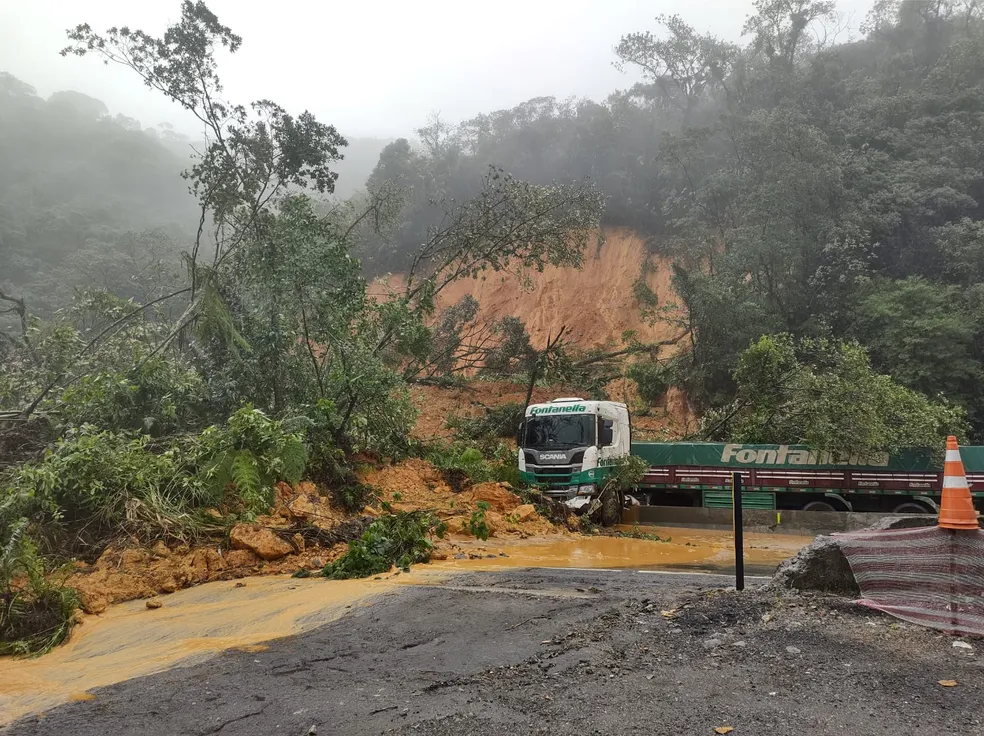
<box><xmin>66</xmin><ymin>462</ymin><xmax>566</xmax><ymax>615</ymax></box>
<box><xmin>375</xmin><ymin>227</ymin><xmax>682</xmax><ymax>351</ymax></box>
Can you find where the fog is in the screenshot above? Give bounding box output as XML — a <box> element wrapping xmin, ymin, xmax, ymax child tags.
<box><xmin>0</xmin><ymin>0</ymin><xmax>873</xmax><ymax>138</ymax></box>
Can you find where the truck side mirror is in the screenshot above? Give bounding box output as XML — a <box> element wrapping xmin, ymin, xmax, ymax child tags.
<box><xmin>516</xmin><ymin>421</ymin><xmax>525</xmax><ymax>446</ymax></box>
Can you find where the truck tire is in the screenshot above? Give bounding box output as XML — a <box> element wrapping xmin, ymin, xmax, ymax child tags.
<box><xmin>802</xmin><ymin>501</ymin><xmax>837</xmax><ymax>512</ymax></box>
<box><xmin>892</xmin><ymin>501</ymin><xmax>933</xmax><ymax>514</ymax></box>
<box><xmin>600</xmin><ymin>487</ymin><xmax>622</xmax><ymax>527</ymax></box>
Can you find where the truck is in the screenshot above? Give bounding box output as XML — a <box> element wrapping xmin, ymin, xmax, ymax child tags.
<box><xmin>517</xmin><ymin>397</ymin><xmax>984</xmax><ymax>523</ymax></box>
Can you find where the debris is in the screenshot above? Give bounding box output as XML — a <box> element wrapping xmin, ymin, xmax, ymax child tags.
<box><xmin>703</xmin><ymin>639</ymin><xmax>723</xmax><ymax>650</ymax></box>
<box><xmin>714</xmin><ymin>727</ymin><xmax>734</xmax><ymax>734</ymax></box>
<box><xmin>785</xmin><ymin>646</ymin><xmax>801</xmax><ymax>655</ymax></box>
<box><xmin>146</xmin><ymin>598</ymin><xmax>163</xmax><ymax>610</ymax></box>
<box><xmin>768</xmin><ymin>536</ymin><xmax>859</xmax><ymax>596</ymax></box>
<box><xmin>235</xmin><ymin>582</ymin><xmax>246</xmax><ymax>588</ymax></box>
<box><xmin>938</xmin><ymin>680</ymin><xmax>958</xmax><ymax>687</ymax></box>
<box><xmin>952</xmin><ymin>641</ymin><xmax>973</xmax><ymax>650</ymax></box>
<box><xmin>229</xmin><ymin>524</ymin><xmax>295</xmax><ymax>561</ymax></box>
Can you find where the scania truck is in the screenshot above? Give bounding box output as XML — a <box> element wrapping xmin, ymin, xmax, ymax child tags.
<box><xmin>517</xmin><ymin>398</ymin><xmax>984</xmax><ymax>522</ymax></box>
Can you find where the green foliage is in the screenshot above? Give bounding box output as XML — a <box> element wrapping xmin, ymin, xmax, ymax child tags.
<box><xmin>1</xmin><ymin>427</ymin><xmax>206</xmax><ymax>550</ymax></box>
<box><xmin>196</xmin><ymin>407</ymin><xmax>308</xmax><ymax>516</ymax></box>
<box><xmin>602</xmin><ymin>454</ymin><xmax>650</xmax><ymax>492</ymax></box>
<box><xmin>332</xmin><ymin>483</ymin><xmax>377</xmax><ymax>514</ymax></box>
<box><xmin>0</xmin><ymin>519</ymin><xmax>80</xmax><ymax>656</ymax></box>
<box><xmin>424</xmin><ymin>441</ymin><xmax>520</xmax><ymax>489</ymax></box>
<box><xmin>466</xmin><ymin>501</ymin><xmax>492</xmax><ymax>541</ymax></box>
<box><xmin>626</xmin><ymin>362</ymin><xmax>672</xmax><ymax>406</ymax></box>
<box><xmin>709</xmin><ymin>335</ymin><xmax>968</xmax><ymax>458</ymax></box>
<box><xmin>446</xmin><ymin>403</ymin><xmax>525</xmax><ymax>442</ymax></box>
<box><xmin>321</xmin><ymin>511</ymin><xmax>446</xmax><ymax>579</ymax></box>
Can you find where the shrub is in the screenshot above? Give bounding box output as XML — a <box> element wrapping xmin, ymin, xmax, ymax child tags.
<box><xmin>424</xmin><ymin>441</ymin><xmax>520</xmax><ymax>489</ymax></box>
<box><xmin>466</xmin><ymin>501</ymin><xmax>491</xmax><ymax>540</ymax></box>
<box><xmin>1</xmin><ymin>427</ymin><xmax>205</xmax><ymax>551</ymax></box>
<box><xmin>446</xmin><ymin>402</ymin><xmax>525</xmax><ymax>442</ymax></box>
<box><xmin>0</xmin><ymin>519</ymin><xmax>80</xmax><ymax>656</ymax></box>
<box><xmin>626</xmin><ymin>361</ymin><xmax>671</xmax><ymax>405</ymax></box>
<box><xmin>321</xmin><ymin>511</ymin><xmax>447</xmax><ymax>579</ymax></box>
<box><xmin>195</xmin><ymin>406</ymin><xmax>308</xmax><ymax>516</ymax></box>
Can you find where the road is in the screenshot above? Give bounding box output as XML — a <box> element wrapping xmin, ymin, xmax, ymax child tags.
<box><xmin>6</xmin><ymin>568</ymin><xmax>983</xmax><ymax>735</ymax></box>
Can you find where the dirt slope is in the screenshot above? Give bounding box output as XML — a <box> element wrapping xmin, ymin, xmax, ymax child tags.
<box><xmin>373</xmin><ymin>227</ymin><xmax>683</xmax><ymax>351</ymax></box>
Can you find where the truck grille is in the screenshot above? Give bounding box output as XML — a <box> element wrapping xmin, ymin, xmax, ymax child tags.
<box><xmin>528</xmin><ymin>465</ymin><xmax>581</xmax><ymax>486</ymax></box>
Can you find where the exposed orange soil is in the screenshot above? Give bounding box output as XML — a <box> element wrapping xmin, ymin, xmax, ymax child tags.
<box><xmin>371</xmin><ymin>227</ymin><xmax>684</xmax><ymax>352</ymax></box>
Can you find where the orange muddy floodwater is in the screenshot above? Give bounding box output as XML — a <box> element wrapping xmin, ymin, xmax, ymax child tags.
<box><xmin>431</xmin><ymin>527</ymin><xmax>810</xmax><ymax>574</ymax></box>
<box><xmin>0</xmin><ymin>527</ymin><xmax>810</xmax><ymax>726</ymax></box>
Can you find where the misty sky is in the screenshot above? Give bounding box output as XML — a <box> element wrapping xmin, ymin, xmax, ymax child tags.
<box><xmin>2</xmin><ymin>0</ymin><xmax>874</xmax><ymax>140</ymax></box>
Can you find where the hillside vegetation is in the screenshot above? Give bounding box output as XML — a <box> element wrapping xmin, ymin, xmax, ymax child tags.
<box><xmin>365</xmin><ymin>0</ymin><xmax>984</xmax><ymax>439</ymax></box>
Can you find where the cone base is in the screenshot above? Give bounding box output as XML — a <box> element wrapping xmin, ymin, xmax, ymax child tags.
<box><xmin>939</xmin><ymin>518</ymin><xmax>980</xmax><ymax>530</ymax></box>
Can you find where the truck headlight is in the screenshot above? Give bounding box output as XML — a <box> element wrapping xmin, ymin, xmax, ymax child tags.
<box><xmin>577</xmin><ymin>484</ymin><xmax>596</xmax><ymax>496</ymax></box>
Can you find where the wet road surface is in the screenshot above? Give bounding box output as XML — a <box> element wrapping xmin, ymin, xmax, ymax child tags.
<box><xmin>6</xmin><ymin>566</ymin><xmax>983</xmax><ymax>735</ymax></box>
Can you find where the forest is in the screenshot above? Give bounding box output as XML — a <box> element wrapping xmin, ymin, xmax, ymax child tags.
<box><xmin>1</xmin><ymin>0</ymin><xmax>983</xmax><ymax>653</ymax></box>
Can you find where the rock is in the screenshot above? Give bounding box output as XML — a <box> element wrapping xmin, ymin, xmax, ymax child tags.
<box><xmin>768</xmin><ymin>535</ymin><xmax>860</xmax><ymax>596</ymax></box>
<box><xmin>430</xmin><ymin>551</ymin><xmax>448</xmax><ymax>561</ymax></box>
<box><xmin>85</xmin><ymin>596</ymin><xmax>109</xmax><ymax>615</ymax></box>
<box><xmin>151</xmin><ymin>541</ymin><xmax>171</xmax><ymax>557</ymax></box>
<box><xmin>786</xmin><ymin>646</ymin><xmax>801</xmax><ymax>655</ymax></box>
<box><xmin>159</xmin><ymin>578</ymin><xmax>178</xmax><ymax>594</ymax></box>
<box><xmin>274</xmin><ymin>481</ymin><xmax>294</xmax><ymax>506</ymax></box>
<box><xmin>953</xmin><ymin>641</ymin><xmax>973</xmax><ymax>650</ymax></box>
<box><xmin>732</xmin><ymin>641</ymin><xmax>747</xmax><ymax>648</ymax></box>
<box><xmin>467</xmin><ymin>483</ymin><xmax>523</xmax><ymax>513</ymax></box>
<box><xmin>120</xmin><ymin>549</ymin><xmax>148</xmax><ymax>567</ymax></box>
<box><xmin>703</xmin><ymin>639</ymin><xmax>723</xmax><ymax>650</ymax></box>
<box><xmin>229</xmin><ymin>524</ymin><xmax>294</xmax><ymax>561</ymax></box>
<box><xmin>291</xmin><ymin>533</ymin><xmax>306</xmax><ymax>552</ymax></box>
<box><xmin>512</xmin><ymin>504</ymin><xmax>538</xmax><ymax>522</ymax></box>
<box><xmin>454</xmin><ymin>553</ymin><xmax>467</xmax><ymax>560</ymax></box>
<box><xmin>865</xmin><ymin>515</ymin><xmax>937</xmax><ymax>531</ymax></box>
<box><xmin>235</xmin><ymin>581</ymin><xmax>247</xmax><ymax>588</ymax></box>
<box><xmin>146</xmin><ymin>598</ymin><xmax>163</xmax><ymax>610</ymax></box>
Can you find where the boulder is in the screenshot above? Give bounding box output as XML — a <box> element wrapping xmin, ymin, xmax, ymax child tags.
<box><xmin>229</xmin><ymin>524</ymin><xmax>294</xmax><ymax>561</ymax></box>
<box><xmin>468</xmin><ymin>483</ymin><xmax>523</xmax><ymax>513</ymax></box>
<box><xmin>512</xmin><ymin>504</ymin><xmax>538</xmax><ymax>522</ymax></box>
<box><xmin>768</xmin><ymin>535</ymin><xmax>860</xmax><ymax>596</ymax></box>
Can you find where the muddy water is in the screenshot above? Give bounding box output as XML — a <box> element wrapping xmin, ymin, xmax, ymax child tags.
<box><xmin>0</xmin><ymin>573</ymin><xmax>438</xmax><ymax>726</ymax></box>
<box><xmin>434</xmin><ymin>526</ymin><xmax>810</xmax><ymax>576</ymax></box>
<box><xmin>0</xmin><ymin>527</ymin><xmax>809</xmax><ymax>726</ymax></box>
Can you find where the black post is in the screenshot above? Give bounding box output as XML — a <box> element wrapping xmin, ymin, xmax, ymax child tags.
<box><xmin>733</xmin><ymin>472</ymin><xmax>745</xmax><ymax>591</ymax></box>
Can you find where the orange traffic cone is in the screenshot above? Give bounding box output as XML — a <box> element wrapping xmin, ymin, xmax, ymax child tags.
<box><xmin>938</xmin><ymin>436</ymin><xmax>980</xmax><ymax>530</ymax></box>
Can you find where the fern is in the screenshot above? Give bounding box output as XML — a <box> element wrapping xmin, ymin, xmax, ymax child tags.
<box><xmin>279</xmin><ymin>437</ymin><xmax>308</xmax><ymax>485</ymax></box>
<box><xmin>228</xmin><ymin>451</ymin><xmax>261</xmax><ymax>496</ymax></box>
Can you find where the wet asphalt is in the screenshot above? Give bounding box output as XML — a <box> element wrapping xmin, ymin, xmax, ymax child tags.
<box><xmin>6</xmin><ymin>568</ymin><xmax>983</xmax><ymax>735</ymax></box>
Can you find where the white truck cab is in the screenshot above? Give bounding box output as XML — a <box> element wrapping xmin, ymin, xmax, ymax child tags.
<box><xmin>517</xmin><ymin>398</ymin><xmax>631</xmax><ymax>508</ymax></box>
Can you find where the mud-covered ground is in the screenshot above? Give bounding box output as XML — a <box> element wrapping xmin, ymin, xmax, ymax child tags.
<box><xmin>7</xmin><ymin>568</ymin><xmax>983</xmax><ymax>736</ymax></box>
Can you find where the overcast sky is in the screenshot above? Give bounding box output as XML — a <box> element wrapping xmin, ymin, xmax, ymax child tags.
<box><xmin>1</xmin><ymin>0</ymin><xmax>874</xmax><ymax>140</ymax></box>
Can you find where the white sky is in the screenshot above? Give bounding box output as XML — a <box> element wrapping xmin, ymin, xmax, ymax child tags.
<box><xmin>1</xmin><ymin>0</ymin><xmax>874</xmax><ymax>139</ymax></box>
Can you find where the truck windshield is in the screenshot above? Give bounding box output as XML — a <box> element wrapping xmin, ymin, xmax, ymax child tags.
<box><xmin>523</xmin><ymin>415</ymin><xmax>595</xmax><ymax>451</ymax></box>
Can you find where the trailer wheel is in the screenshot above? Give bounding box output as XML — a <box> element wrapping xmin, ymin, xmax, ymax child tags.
<box><xmin>600</xmin><ymin>486</ymin><xmax>622</xmax><ymax>527</ymax></box>
<box><xmin>802</xmin><ymin>501</ymin><xmax>837</xmax><ymax>513</ymax></box>
<box><xmin>892</xmin><ymin>501</ymin><xmax>933</xmax><ymax>514</ymax></box>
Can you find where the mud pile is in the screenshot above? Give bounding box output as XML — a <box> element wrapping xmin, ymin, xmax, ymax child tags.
<box><xmin>360</xmin><ymin>458</ymin><xmax>565</xmax><ymax>541</ymax></box>
<box><xmin>66</xmin><ymin>462</ymin><xmax>568</xmax><ymax>614</ymax></box>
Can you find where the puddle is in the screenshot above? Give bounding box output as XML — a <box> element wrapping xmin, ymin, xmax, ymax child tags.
<box><xmin>0</xmin><ymin>572</ymin><xmax>443</xmax><ymax>726</ymax></box>
<box><xmin>432</xmin><ymin>526</ymin><xmax>810</xmax><ymax>575</ymax></box>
